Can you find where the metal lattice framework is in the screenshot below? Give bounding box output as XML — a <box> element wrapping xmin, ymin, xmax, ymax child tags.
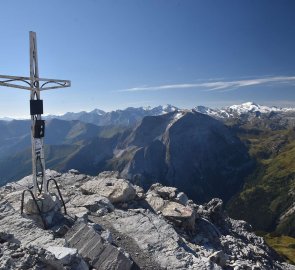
<box><xmin>0</xmin><ymin>32</ymin><xmax>71</xmax><ymax>197</ymax></box>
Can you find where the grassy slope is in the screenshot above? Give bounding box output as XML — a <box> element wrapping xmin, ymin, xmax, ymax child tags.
<box><xmin>227</xmin><ymin>127</ymin><xmax>295</xmax><ymax>236</ymax></box>
<box><xmin>264</xmin><ymin>235</ymin><xmax>295</xmax><ymax>264</ymax></box>
<box><xmin>226</xmin><ymin>123</ymin><xmax>295</xmax><ymax>265</ymax></box>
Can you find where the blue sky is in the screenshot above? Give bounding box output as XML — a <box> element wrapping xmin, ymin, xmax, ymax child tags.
<box><xmin>0</xmin><ymin>0</ymin><xmax>295</xmax><ymax>117</ymax></box>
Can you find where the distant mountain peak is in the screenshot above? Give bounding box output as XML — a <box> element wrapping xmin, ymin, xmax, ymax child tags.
<box><xmin>228</xmin><ymin>102</ymin><xmax>280</xmax><ymax>114</ymax></box>
<box><xmin>162</xmin><ymin>104</ymin><xmax>178</xmax><ymax>111</ymax></box>
<box><xmin>195</xmin><ymin>101</ymin><xmax>295</xmax><ymax>119</ymax></box>
<box><xmin>149</xmin><ymin>104</ymin><xmax>178</xmax><ymax>115</ymax></box>
<box><xmin>90</xmin><ymin>109</ymin><xmax>106</xmax><ymax>115</ymax></box>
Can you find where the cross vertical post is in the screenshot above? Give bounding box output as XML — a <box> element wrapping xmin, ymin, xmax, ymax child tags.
<box><xmin>0</xmin><ymin>31</ymin><xmax>71</xmax><ymax>198</ymax></box>
<box><xmin>30</xmin><ymin>31</ymin><xmax>47</xmax><ymax>196</ymax></box>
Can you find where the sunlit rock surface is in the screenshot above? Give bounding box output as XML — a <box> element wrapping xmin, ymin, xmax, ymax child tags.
<box><xmin>0</xmin><ymin>169</ymin><xmax>294</xmax><ymax>270</ymax></box>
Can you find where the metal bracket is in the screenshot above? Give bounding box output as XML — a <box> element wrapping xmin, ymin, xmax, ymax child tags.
<box><xmin>47</xmin><ymin>178</ymin><xmax>67</xmax><ymax>215</ymax></box>
<box><xmin>21</xmin><ymin>189</ymin><xmax>47</xmax><ymax>229</ymax></box>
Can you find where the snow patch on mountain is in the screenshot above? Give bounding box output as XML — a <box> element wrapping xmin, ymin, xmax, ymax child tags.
<box><xmin>90</xmin><ymin>109</ymin><xmax>106</xmax><ymax>115</ymax></box>
<box><xmin>195</xmin><ymin>102</ymin><xmax>295</xmax><ymax>118</ymax></box>
<box><xmin>2</xmin><ymin>102</ymin><xmax>294</xmax><ymax>123</ymax></box>
<box><xmin>228</xmin><ymin>102</ymin><xmax>281</xmax><ymax>114</ymax></box>
<box><xmin>147</xmin><ymin>104</ymin><xmax>178</xmax><ymax>115</ymax></box>
<box><xmin>166</xmin><ymin>110</ymin><xmax>185</xmax><ymax>129</ymax></box>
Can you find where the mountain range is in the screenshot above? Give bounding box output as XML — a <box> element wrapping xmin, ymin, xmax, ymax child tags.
<box><xmin>44</xmin><ymin>104</ymin><xmax>178</xmax><ymax>126</ymax></box>
<box><xmin>0</xmin><ymin>110</ymin><xmax>252</xmax><ymax>203</ymax></box>
<box><xmin>195</xmin><ymin>101</ymin><xmax>295</xmax><ymax>118</ymax></box>
<box><xmin>0</xmin><ymin>102</ymin><xmax>294</xmax><ymax>239</ymax></box>
<box><xmin>44</xmin><ymin>101</ymin><xmax>295</xmax><ymax>122</ymax></box>
<box><xmin>42</xmin><ymin>102</ymin><xmax>295</xmax><ymax>129</ymax></box>
<box><xmin>4</xmin><ymin>101</ymin><xmax>294</xmax><ymax>125</ymax></box>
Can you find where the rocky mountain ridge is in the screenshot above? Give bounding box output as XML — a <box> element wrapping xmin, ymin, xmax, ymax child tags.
<box><xmin>44</xmin><ymin>105</ymin><xmax>179</xmax><ymax>126</ymax></box>
<box><xmin>0</xmin><ymin>169</ymin><xmax>294</xmax><ymax>269</ymax></box>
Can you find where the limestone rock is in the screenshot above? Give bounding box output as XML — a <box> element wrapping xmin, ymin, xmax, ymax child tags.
<box><xmin>53</xmin><ymin>169</ymin><xmax>89</xmax><ymax>188</ymax></box>
<box><xmin>0</xmin><ymin>201</ymin><xmax>65</xmax><ymax>248</ymax></box>
<box><xmin>100</xmin><ymin>209</ymin><xmax>217</xmax><ymax>270</ymax></box>
<box><xmin>101</xmin><ymin>229</ymin><xmax>113</xmax><ymax>244</ymax></box>
<box><xmin>1</xmin><ymin>171</ymin><xmax>295</xmax><ymax>270</ymax></box>
<box><xmin>133</xmin><ymin>185</ymin><xmax>145</xmax><ymax>199</ymax></box>
<box><xmin>149</xmin><ymin>183</ymin><xmax>178</xmax><ymax>199</ymax></box>
<box><xmin>68</xmin><ymin>169</ymin><xmax>81</xmax><ymax>175</ymax></box>
<box><xmin>67</xmin><ymin>206</ymin><xmax>89</xmax><ymax>220</ymax></box>
<box><xmin>0</xmin><ymin>233</ymin><xmax>87</xmax><ymax>270</ymax></box>
<box><xmin>65</xmin><ymin>221</ymin><xmax>133</xmax><ymax>270</ymax></box>
<box><xmin>46</xmin><ymin>246</ymin><xmax>88</xmax><ymax>270</ymax></box>
<box><xmin>208</xmin><ymin>250</ymin><xmax>229</xmax><ymax>268</ymax></box>
<box><xmin>146</xmin><ymin>185</ymin><xmax>196</xmax><ymax>230</ymax></box>
<box><xmin>161</xmin><ymin>201</ymin><xmax>196</xmax><ymax>230</ymax></box>
<box><xmin>70</xmin><ymin>194</ymin><xmax>114</xmax><ymax>212</ymax></box>
<box><xmin>80</xmin><ymin>177</ymin><xmax>136</xmax><ymax>203</ymax></box>
<box><xmin>176</xmin><ymin>192</ymin><xmax>189</xmax><ymax>206</ymax></box>
<box><xmin>145</xmin><ymin>193</ymin><xmax>166</xmax><ymax>211</ymax></box>
<box><xmin>98</xmin><ymin>171</ymin><xmax>120</xmax><ymax>179</ymax></box>
<box><xmin>197</xmin><ymin>198</ymin><xmax>228</xmax><ymax>228</ymax></box>
<box><xmin>25</xmin><ymin>193</ymin><xmax>61</xmax><ymax>214</ymax></box>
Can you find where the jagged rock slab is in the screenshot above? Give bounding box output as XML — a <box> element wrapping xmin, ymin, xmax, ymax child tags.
<box><xmin>46</xmin><ymin>246</ymin><xmax>88</xmax><ymax>269</ymax></box>
<box><xmin>70</xmin><ymin>194</ymin><xmax>114</xmax><ymax>212</ymax></box>
<box><xmin>0</xmin><ymin>200</ymin><xmax>65</xmax><ymax>248</ymax></box>
<box><xmin>146</xmin><ymin>185</ymin><xmax>196</xmax><ymax>230</ymax></box>
<box><xmin>0</xmin><ymin>232</ymin><xmax>87</xmax><ymax>270</ymax></box>
<box><xmin>25</xmin><ymin>193</ymin><xmax>61</xmax><ymax>214</ymax></box>
<box><xmin>1</xmin><ymin>170</ymin><xmax>295</xmax><ymax>270</ymax></box>
<box><xmin>161</xmin><ymin>201</ymin><xmax>196</xmax><ymax>229</ymax></box>
<box><xmin>149</xmin><ymin>183</ymin><xmax>178</xmax><ymax>199</ymax></box>
<box><xmin>97</xmin><ymin>209</ymin><xmax>218</xmax><ymax>270</ymax></box>
<box><xmin>89</xmin><ymin>215</ymin><xmax>164</xmax><ymax>270</ymax></box>
<box><xmin>65</xmin><ymin>221</ymin><xmax>133</xmax><ymax>270</ymax></box>
<box><xmin>80</xmin><ymin>175</ymin><xmax>136</xmax><ymax>203</ymax></box>
<box><xmin>145</xmin><ymin>193</ymin><xmax>166</xmax><ymax>211</ymax></box>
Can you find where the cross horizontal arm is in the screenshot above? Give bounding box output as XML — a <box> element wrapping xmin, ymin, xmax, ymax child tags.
<box><xmin>0</xmin><ymin>74</ymin><xmax>71</xmax><ymax>91</ymax></box>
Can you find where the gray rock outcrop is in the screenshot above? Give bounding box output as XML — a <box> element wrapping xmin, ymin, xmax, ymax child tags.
<box><xmin>65</xmin><ymin>221</ymin><xmax>133</xmax><ymax>270</ymax></box>
<box><xmin>145</xmin><ymin>183</ymin><xmax>196</xmax><ymax>230</ymax></box>
<box><xmin>0</xmin><ymin>169</ymin><xmax>294</xmax><ymax>270</ymax></box>
<box><xmin>0</xmin><ymin>223</ymin><xmax>87</xmax><ymax>270</ymax></box>
<box><xmin>80</xmin><ymin>172</ymin><xmax>136</xmax><ymax>203</ymax></box>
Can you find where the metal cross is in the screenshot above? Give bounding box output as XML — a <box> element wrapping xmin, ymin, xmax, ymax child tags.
<box><xmin>0</xmin><ymin>31</ymin><xmax>71</xmax><ymax>197</ymax></box>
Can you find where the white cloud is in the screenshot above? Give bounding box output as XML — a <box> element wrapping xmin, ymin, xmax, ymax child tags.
<box><xmin>118</xmin><ymin>75</ymin><xmax>295</xmax><ymax>92</ymax></box>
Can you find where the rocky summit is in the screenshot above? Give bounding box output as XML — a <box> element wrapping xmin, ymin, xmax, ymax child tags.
<box><xmin>0</xmin><ymin>170</ymin><xmax>294</xmax><ymax>270</ymax></box>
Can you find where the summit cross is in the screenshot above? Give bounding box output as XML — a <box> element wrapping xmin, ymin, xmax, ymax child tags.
<box><xmin>0</xmin><ymin>31</ymin><xmax>71</xmax><ymax>197</ymax></box>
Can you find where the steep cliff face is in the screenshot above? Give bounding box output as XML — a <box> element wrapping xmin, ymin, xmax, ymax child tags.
<box><xmin>111</xmin><ymin>111</ymin><xmax>253</xmax><ymax>203</ymax></box>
